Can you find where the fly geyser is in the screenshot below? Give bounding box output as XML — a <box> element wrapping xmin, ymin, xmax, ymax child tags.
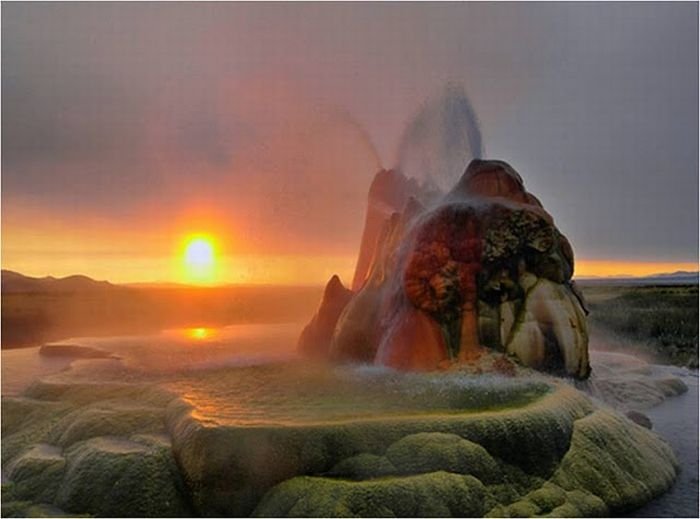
<box><xmin>1</xmin><ymin>85</ymin><xmax>684</xmax><ymax>518</ymax></box>
<box><xmin>299</xmin><ymin>159</ymin><xmax>591</xmax><ymax>379</ymax></box>
<box><xmin>2</xmin><ymin>163</ymin><xmax>683</xmax><ymax>518</ymax></box>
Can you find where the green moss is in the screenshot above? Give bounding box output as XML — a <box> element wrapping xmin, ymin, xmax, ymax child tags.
<box><xmin>552</xmin><ymin>410</ymin><xmax>678</xmax><ymax>512</ymax></box>
<box><xmin>54</xmin><ymin>436</ymin><xmax>190</xmax><ymax>517</ymax></box>
<box><xmin>0</xmin><ymin>485</ymin><xmax>82</xmax><ymax>519</ymax></box>
<box><xmin>24</xmin><ymin>379</ymin><xmax>174</xmax><ymax>408</ymax></box>
<box><xmin>1</xmin><ymin>398</ymin><xmax>68</xmax><ymax>437</ymax></box>
<box><xmin>1</xmin><ymin>398</ymin><xmax>73</xmax><ymax>465</ymax></box>
<box><xmin>385</xmin><ymin>432</ymin><xmax>501</xmax><ymax>483</ymax></box>
<box><xmin>2</xmin><ymin>359</ymin><xmax>680</xmax><ymax>518</ymax></box>
<box><xmin>5</xmin><ymin>445</ymin><xmax>65</xmax><ymax>504</ymax></box>
<box><xmin>254</xmin><ymin>471</ymin><xmax>488</xmax><ymax>518</ymax></box>
<box><xmin>524</xmin><ymin>483</ymin><xmax>566</xmax><ymax>511</ymax></box>
<box><xmin>1</xmin><ymin>500</ymin><xmax>78</xmax><ymax>518</ymax></box>
<box><xmin>47</xmin><ymin>404</ymin><xmax>165</xmax><ymax>448</ymax></box>
<box><xmin>505</xmin><ymin>499</ymin><xmax>541</xmax><ymax>517</ymax></box>
<box><xmin>487</xmin><ymin>463</ymin><xmax>544</xmax><ymax>505</ymax></box>
<box><xmin>328</xmin><ymin>453</ymin><xmax>397</xmax><ymax>480</ymax></box>
<box><xmin>500</xmin><ymin>484</ymin><xmax>606</xmax><ymax>518</ymax></box>
<box><xmin>3</xmin><ymin>381</ymin><xmax>189</xmax><ymax>518</ymax></box>
<box><xmin>484</xmin><ymin>504</ymin><xmax>509</xmax><ymax>517</ymax></box>
<box><xmin>562</xmin><ymin>489</ymin><xmax>607</xmax><ymax>517</ymax></box>
<box><xmin>1</xmin><ymin>499</ymin><xmax>33</xmax><ymax>518</ymax></box>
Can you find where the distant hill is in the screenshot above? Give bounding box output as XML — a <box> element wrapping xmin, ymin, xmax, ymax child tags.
<box><xmin>1</xmin><ymin>269</ymin><xmax>323</xmax><ymax>349</ymax></box>
<box><xmin>1</xmin><ymin>270</ymin><xmax>117</xmax><ymax>293</ymax></box>
<box><xmin>577</xmin><ymin>270</ymin><xmax>698</xmax><ymax>286</ymax></box>
<box><xmin>647</xmin><ymin>270</ymin><xmax>699</xmax><ymax>280</ymax></box>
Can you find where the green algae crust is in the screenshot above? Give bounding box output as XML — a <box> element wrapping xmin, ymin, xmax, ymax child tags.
<box><xmin>2</xmin><ymin>362</ymin><xmax>680</xmax><ymax>518</ymax></box>
<box><xmin>1</xmin><ymin>378</ymin><xmax>192</xmax><ymax>518</ymax></box>
<box><xmin>166</xmin><ymin>381</ymin><xmax>594</xmax><ymax>516</ymax></box>
<box><xmin>253</xmin><ymin>409</ymin><xmax>678</xmax><ymax>518</ymax></box>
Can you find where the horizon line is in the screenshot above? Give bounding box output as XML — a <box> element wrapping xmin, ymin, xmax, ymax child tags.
<box><xmin>3</xmin><ymin>266</ymin><xmax>698</xmax><ymax>289</ymax></box>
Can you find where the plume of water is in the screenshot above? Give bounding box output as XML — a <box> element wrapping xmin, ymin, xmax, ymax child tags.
<box><xmin>395</xmin><ymin>83</ymin><xmax>483</xmax><ymax>192</ymax></box>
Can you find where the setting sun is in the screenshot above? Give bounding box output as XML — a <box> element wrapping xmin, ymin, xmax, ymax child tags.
<box><xmin>185</xmin><ymin>238</ymin><xmax>214</xmax><ymax>266</ymax></box>
<box><xmin>186</xmin><ymin>327</ymin><xmax>212</xmax><ymax>340</ymax></box>
<box><xmin>182</xmin><ymin>235</ymin><xmax>217</xmax><ymax>283</ymax></box>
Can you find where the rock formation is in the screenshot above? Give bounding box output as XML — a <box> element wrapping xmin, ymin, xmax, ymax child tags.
<box><xmin>297</xmin><ymin>275</ymin><xmax>354</xmax><ymax>358</ymax></box>
<box><xmin>351</xmin><ymin>169</ymin><xmax>426</xmax><ymax>291</ymax></box>
<box><xmin>299</xmin><ymin>159</ymin><xmax>591</xmax><ymax>379</ymax></box>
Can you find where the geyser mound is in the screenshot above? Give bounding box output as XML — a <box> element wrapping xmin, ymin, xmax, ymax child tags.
<box><xmin>2</xmin><ymin>338</ymin><xmax>681</xmax><ymax>517</ymax></box>
<box><xmin>300</xmin><ymin>158</ymin><xmax>590</xmax><ymax>379</ymax></box>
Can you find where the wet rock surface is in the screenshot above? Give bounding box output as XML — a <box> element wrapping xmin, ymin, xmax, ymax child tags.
<box><xmin>39</xmin><ymin>344</ymin><xmax>117</xmax><ymax>360</ymax></box>
<box><xmin>300</xmin><ymin>159</ymin><xmax>591</xmax><ymax>379</ymax></box>
<box><xmin>1</xmin><ymin>353</ymin><xmax>682</xmax><ymax>518</ymax></box>
<box><xmin>297</xmin><ymin>275</ymin><xmax>354</xmax><ymax>359</ymax></box>
<box><xmin>1</xmin><ymin>376</ymin><xmax>192</xmax><ymax>517</ymax></box>
<box><xmin>252</xmin><ymin>403</ymin><xmax>677</xmax><ymax>518</ymax></box>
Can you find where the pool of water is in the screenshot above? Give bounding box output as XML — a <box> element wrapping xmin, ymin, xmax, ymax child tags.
<box><xmin>1</xmin><ymin>323</ymin><xmax>301</xmax><ymax>394</ymax></box>
<box><xmin>167</xmin><ymin>363</ymin><xmax>551</xmax><ymax>425</ymax></box>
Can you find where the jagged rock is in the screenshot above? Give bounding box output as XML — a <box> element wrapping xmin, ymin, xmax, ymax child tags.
<box><xmin>297</xmin><ymin>275</ymin><xmax>353</xmax><ymax>358</ymax></box>
<box><xmin>301</xmin><ymin>158</ymin><xmax>591</xmax><ymax>378</ymax></box>
<box><xmin>351</xmin><ymin>169</ymin><xmax>421</xmax><ymax>291</ymax></box>
<box><xmin>330</xmin><ymin>213</ymin><xmax>404</xmax><ymax>362</ymax></box>
<box><xmin>375</xmin><ymin>305</ymin><xmax>449</xmax><ymax>370</ymax></box>
<box><xmin>626</xmin><ymin>410</ymin><xmax>653</xmax><ymax>429</ymax></box>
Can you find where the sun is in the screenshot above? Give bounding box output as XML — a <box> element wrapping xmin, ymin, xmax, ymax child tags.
<box><xmin>185</xmin><ymin>238</ymin><xmax>214</xmax><ymax>267</ymax></box>
<box><xmin>182</xmin><ymin>235</ymin><xmax>217</xmax><ymax>283</ymax></box>
<box><xmin>186</xmin><ymin>327</ymin><xmax>212</xmax><ymax>340</ymax></box>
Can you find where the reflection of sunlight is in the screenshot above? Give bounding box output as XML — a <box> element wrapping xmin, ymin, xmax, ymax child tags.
<box><xmin>187</xmin><ymin>327</ymin><xmax>212</xmax><ymax>340</ymax></box>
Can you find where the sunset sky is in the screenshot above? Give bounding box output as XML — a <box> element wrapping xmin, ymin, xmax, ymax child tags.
<box><xmin>2</xmin><ymin>2</ymin><xmax>698</xmax><ymax>285</ymax></box>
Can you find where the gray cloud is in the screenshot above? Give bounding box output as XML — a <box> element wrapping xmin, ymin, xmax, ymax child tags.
<box><xmin>2</xmin><ymin>2</ymin><xmax>697</xmax><ymax>261</ymax></box>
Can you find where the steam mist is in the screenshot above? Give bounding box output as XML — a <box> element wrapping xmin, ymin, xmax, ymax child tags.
<box><xmin>396</xmin><ymin>83</ymin><xmax>483</xmax><ymax>192</ymax></box>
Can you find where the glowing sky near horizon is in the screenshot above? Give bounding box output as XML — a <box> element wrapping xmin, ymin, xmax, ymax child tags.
<box><xmin>2</xmin><ymin>3</ymin><xmax>698</xmax><ymax>284</ymax></box>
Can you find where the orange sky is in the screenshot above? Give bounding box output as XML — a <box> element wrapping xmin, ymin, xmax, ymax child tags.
<box><xmin>3</xmin><ymin>250</ymin><xmax>695</xmax><ymax>286</ymax></box>
<box><xmin>574</xmin><ymin>260</ymin><xmax>698</xmax><ymax>279</ymax></box>
<box><xmin>0</xmin><ymin>212</ymin><xmax>360</xmax><ymax>285</ymax></box>
<box><xmin>2</xmin><ymin>215</ymin><xmax>695</xmax><ymax>285</ymax></box>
